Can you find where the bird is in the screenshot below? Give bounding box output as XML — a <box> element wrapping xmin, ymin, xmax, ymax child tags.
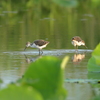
<box><xmin>24</xmin><ymin>39</ymin><xmax>49</xmax><ymax>55</ymax></box>
<box><xmin>71</xmin><ymin>36</ymin><xmax>87</xmax><ymax>52</ymax></box>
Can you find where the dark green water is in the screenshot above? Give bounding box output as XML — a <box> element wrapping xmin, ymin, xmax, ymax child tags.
<box><xmin>0</xmin><ymin>1</ymin><xmax>100</xmax><ymax>100</ymax></box>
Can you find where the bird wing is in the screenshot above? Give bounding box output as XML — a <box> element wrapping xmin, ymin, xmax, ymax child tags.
<box><xmin>33</xmin><ymin>40</ymin><xmax>49</xmax><ymax>46</ymax></box>
<box><xmin>74</xmin><ymin>36</ymin><xmax>82</xmax><ymax>42</ymax></box>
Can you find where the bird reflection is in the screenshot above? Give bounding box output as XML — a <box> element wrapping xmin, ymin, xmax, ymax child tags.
<box><xmin>72</xmin><ymin>53</ymin><xmax>85</xmax><ymax>64</ymax></box>
<box><xmin>24</xmin><ymin>54</ymin><xmax>42</xmax><ymax>63</ymax></box>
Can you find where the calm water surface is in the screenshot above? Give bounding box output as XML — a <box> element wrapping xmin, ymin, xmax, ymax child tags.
<box><xmin>0</xmin><ymin>47</ymin><xmax>94</xmax><ymax>100</ymax></box>
<box><xmin>0</xmin><ymin>3</ymin><xmax>100</xmax><ymax>99</ymax></box>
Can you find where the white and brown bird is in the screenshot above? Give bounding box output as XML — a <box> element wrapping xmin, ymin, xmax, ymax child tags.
<box><xmin>24</xmin><ymin>40</ymin><xmax>49</xmax><ymax>55</ymax></box>
<box><xmin>71</xmin><ymin>36</ymin><xmax>87</xmax><ymax>51</ymax></box>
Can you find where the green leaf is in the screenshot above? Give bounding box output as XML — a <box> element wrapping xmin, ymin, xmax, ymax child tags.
<box><xmin>26</xmin><ymin>0</ymin><xmax>40</xmax><ymax>8</ymax></box>
<box><xmin>0</xmin><ymin>85</ymin><xmax>43</xmax><ymax>100</ymax></box>
<box><xmin>88</xmin><ymin>43</ymin><xmax>100</xmax><ymax>72</ymax></box>
<box><xmin>91</xmin><ymin>0</ymin><xmax>100</xmax><ymax>7</ymax></box>
<box><xmin>88</xmin><ymin>72</ymin><xmax>100</xmax><ymax>79</ymax></box>
<box><xmin>92</xmin><ymin>43</ymin><xmax>100</xmax><ymax>65</ymax></box>
<box><xmin>22</xmin><ymin>56</ymin><xmax>67</xmax><ymax>100</ymax></box>
<box><xmin>52</xmin><ymin>0</ymin><xmax>78</xmax><ymax>7</ymax></box>
<box><xmin>61</xmin><ymin>56</ymin><xmax>69</xmax><ymax>69</ymax></box>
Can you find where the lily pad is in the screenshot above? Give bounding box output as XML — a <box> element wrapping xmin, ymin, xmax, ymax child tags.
<box><xmin>21</xmin><ymin>56</ymin><xmax>68</xmax><ymax>100</ymax></box>
<box><xmin>88</xmin><ymin>43</ymin><xmax>100</xmax><ymax>72</ymax></box>
<box><xmin>0</xmin><ymin>85</ymin><xmax>43</xmax><ymax>100</ymax></box>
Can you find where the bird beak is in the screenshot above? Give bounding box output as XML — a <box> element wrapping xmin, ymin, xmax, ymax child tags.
<box><xmin>24</xmin><ymin>47</ymin><xmax>27</xmax><ymax>51</ymax></box>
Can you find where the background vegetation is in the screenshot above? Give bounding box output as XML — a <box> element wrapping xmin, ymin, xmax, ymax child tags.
<box><xmin>0</xmin><ymin>0</ymin><xmax>100</xmax><ymax>51</ymax></box>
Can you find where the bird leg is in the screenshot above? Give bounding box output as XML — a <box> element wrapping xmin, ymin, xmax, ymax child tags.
<box><xmin>84</xmin><ymin>45</ymin><xmax>88</xmax><ymax>49</ymax></box>
<box><xmin>24</xmin><ymin>47</ymin><xmax>27</xmax><ymax>51</ymax></box>
<box><xmin>40</xmin><ymin>50</ymin><xmax>43</xmax><ymax>55</ymax></box>
<box><xmin>75</xmin><ymin>46</ymin><xmax>78</xmax><ymax>53</ymax></box>
<box><xmin>39</xmin><ymin>49</ymin><xmax>41</xmax><ymax>55</ymax></box>
<box><xmin>39</xmin><ymin>49</ymin><xmax>43</xmax><ymax>55</ymax></box>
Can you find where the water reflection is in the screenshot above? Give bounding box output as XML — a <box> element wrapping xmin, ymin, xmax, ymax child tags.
<box><xmin>24</xmin><ymin>54</ymin><xmax>42</xmax><ymax>63</ymax></box>
<box><xmin>72</xmin><ymin>53</ymin><xmax>85</xmax><ymax>64</ymax></box>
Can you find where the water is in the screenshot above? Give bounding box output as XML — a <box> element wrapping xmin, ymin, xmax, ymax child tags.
<box><xmin>0</xmin><ymin>1</ymin><xmax>100</xmax><ymax>99</ymax></box>
<box><xmin>64</xmin><ymin>51</ymin><xmax>93</xmax><ymax>100</ymax></box>
<box><xmin>0</xmin><ymin>22</ymin><xmax>97</xmax><ymax>100</ymax></box>
<box><xmin>0</xmin><ymin>48</ymin><xmax>93</xmax><ymax>100</ymax></box>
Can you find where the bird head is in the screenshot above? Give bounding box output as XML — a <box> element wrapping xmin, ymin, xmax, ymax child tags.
<box><xmin>72</xmin><ymin>37</ymin><xmax>75</xmax><ymax>41</ymax></box>
<box><xmin>24</xmin><ymin>42</ymin><xmax>31</xmax><ymax>51</ymax></box>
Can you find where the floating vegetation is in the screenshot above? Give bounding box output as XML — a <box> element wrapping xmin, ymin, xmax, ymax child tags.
<box><xmin>88</xmin><ymin>43</ymin><xmax>100</xmax><ymax>72</ymax></box>
<box><xmin>65</xmin><ymin>79</ymin><xmax>100</xmax><ymax>84</ymax></box>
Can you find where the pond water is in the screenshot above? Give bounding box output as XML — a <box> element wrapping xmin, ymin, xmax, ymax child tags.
<box><xmin>0</xmin><ymin>1</ymin><xmax>100</xmax><ymax>99</ymax></box>
<box><xmin>0</xmin><ymin>48</ymin><xmax>94</xmax><ymax>100</ymax></box>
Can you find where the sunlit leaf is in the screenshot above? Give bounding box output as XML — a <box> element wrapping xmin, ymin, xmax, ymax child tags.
<box><xmin>91</xmin><ymin>0</ymin><xmax>100</xmax><ymax>7</ymax></box>
<box><xmin>52</xmin><ymin>0</ymin><xmax>78</xmax><ymax>7</ymax></box>
<box><xmin>22</xmin><ymin>56</ymin><xmax>67</xmax><ymax>100</ymax></box>
<box><xmin>26</xmin><ymin>0</ymin><xmax>40</xmax><ymax>7</ymax></box>
<box><xmin>92</xmin><ymin>0</ymin><xmax>100</xmax><ymax>3</ymax></box>
<box><xmin>0</xmin><ymin>85</ymin><xmax>43</xmax><ymax>100</ymax></box>
<box><xmin>92</xmin><ymin>43</ymin><xmax>100</xmax><ymax>65</ymax></box>
<box><xmin>88</xmin><ymin>43</ymin><xmax>100</xmax><ymax>72</ymax></box>
<box><xmin>61</xmin><ymin>56</ymin><xmax>69</xmax><ymax>69</ymax></box>
<box><xmin>27</xmin><ymin>0</ymin><xmax>33</xmax><ymax>8</ymax></box>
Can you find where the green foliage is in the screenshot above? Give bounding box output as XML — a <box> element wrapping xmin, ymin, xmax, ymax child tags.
<box><xmin>92</xmin><ymin>0</ymin><xmax>100</xmax><ymax>3</ymax></box>
<box><xmin>88</xmin><ymin>43</ymin><xmax>100</xmax><ymax>72</ymax></box>
<box><xmin>0</xmin><ymin>56</ymin><xmax>69</xmax><ymax>100</ymax></box>
<box><xmin>27</xmin><ymin>0</ymin><xmax>40</xmax><ymax>8</ymax></box>
<box><xmin>21</xmin><ymin>56</ymin><xmax>67</xmax><ymax>100</ymax></box>
<box><xmin>91</xmin><ymin>0</ymin><xmax>100</xmax><ymax>7</ymax></box>
<box><xmin>52</xmin><ymin>0</ymin><xmax>78</xmax><ymax>7</ymax></box>
<box><xmin>0</xmin><ymin>85</ymin><xmax>43</xmax><ymax>100</ymax></box>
